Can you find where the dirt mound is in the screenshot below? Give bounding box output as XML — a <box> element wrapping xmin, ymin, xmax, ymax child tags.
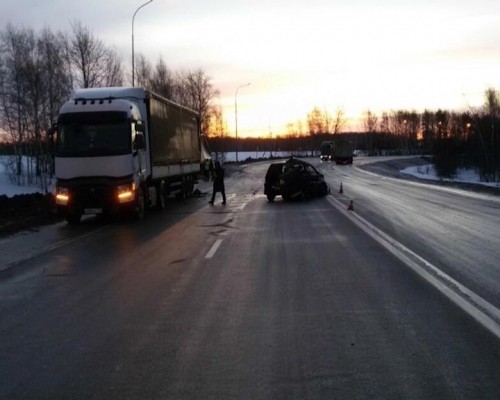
<box><xmin>0</xmin><ymin>193</ymin><xmax>63</xmax><ymax>237</ymax></box>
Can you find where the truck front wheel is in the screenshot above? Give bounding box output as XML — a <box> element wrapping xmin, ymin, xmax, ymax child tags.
<box><xmin>134</xmin><ymin>187</ymin><xmax>145</xmax><ymax>220</ymax></box>
<box><xmin>66</xmin><ymin>211</ymin><xmax>82</xmax><ymax>225</ymax></box>
<box><xmin>156</xmin><ymin>182</ymin><xmax>166</xmax><ymax>210</ymax></box>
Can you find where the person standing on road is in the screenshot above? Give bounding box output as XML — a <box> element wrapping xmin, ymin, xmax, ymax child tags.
<box><xmin>208</xmin><ymin>159</ymin><xmax>214</xmax><ymax>181</ymax></box>
<box><xmin>209</xmin><ymin>161</ymin><xmax>226</xmax><ymax>205</ymax></box>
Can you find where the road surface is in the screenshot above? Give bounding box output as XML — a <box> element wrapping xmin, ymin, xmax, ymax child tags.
<box><xmin>0</xmin><ymin>157</ymin><xmax>499</xmax><ymax>399</ymax></box>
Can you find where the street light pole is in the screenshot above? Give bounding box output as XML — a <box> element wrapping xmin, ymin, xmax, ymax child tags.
<box><xmin>132</xmin><ymin>0</ymin><xmax>153</xmax><ymax>87</ymax></box>
<box><xmin>235</xmin><ymin>82</ymin><xmax>251</xmax><ymax>163</ymax></box>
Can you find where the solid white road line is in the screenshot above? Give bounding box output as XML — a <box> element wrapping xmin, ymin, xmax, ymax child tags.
<box><xmin>205</xmin><ymin>239</ymin><xmax>223</xmax><ymax>259</ymax></box>
<box><xmin>327</xmin><ymin>195</ymin><xmax>500</xmax><ymax>340</ymax></box>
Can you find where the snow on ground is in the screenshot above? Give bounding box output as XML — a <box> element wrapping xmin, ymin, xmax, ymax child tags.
<box><xmin>402</xmin><ymin>164</ymin><xmax>500</xmax><ymax>188</ymax></box>
<box><xmin>0</xmin><ymin>155</ymin><xmax>59</xmax><ymax>198</ymax></box>
<box><xmin>0</xmin><ymin>161</ymin><xmax>48</xmax><ymax>197</ymax></box>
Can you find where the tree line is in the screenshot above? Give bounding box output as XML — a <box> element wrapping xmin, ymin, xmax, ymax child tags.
<box><xmin>1</xmin><ymin>20</ymin><xmax>499</xmax><ymax>186</ymax></box>
<box><xmin>209</xmin><ymin>91</ymin><xmax>500</xmax><ymax>182</ymax></box>
<box><xmin>0</xmin><ymin>21</ymin><xmax>220</xmax><ymax>190</ymax></box>
<box><xmin>358</xmin><ymin>90</ymin><xmax>500</xmax><ymax>181</ymax></box>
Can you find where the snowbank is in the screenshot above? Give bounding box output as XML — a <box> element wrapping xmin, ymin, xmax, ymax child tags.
<box><xmin>401</xmin><ymin>164</ymin><xmax>500</xmax><ymax>188</ymax></box>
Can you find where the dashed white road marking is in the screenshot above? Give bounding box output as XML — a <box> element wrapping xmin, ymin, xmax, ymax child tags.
<box><xmin>226</xmin><ymin>194</ymin><xmax>249</xmax><ymax>210</ymax></box>
<box><xmin>205</xmin><ymin>239</ymin><xmax>223</xmax><ymax>259</ymax></box>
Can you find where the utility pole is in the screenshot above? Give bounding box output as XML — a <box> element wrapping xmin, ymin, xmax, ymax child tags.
<box><xmin>132</xmin><ymin>0</ymin><xmax>153</xmax><ymax>87</ymax></box>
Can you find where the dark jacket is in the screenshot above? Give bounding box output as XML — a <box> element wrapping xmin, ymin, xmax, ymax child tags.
<box><xmin>213</xmin><ymin>165</ymin><xmax>225</xmax><ymax>192</ymax></box>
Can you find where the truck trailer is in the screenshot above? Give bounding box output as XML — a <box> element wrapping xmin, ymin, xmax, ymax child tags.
<box><xmin>50</xmin><ymin>87</ymin><xmax>201</xmax><ymax>223</ymax></box>
<box><xmin>333</xmin><ymin>138</ymin><xmax>354</xmax><ymax>164</ymax></box>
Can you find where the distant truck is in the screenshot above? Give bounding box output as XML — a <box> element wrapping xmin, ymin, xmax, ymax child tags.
<box><xmin>50</xmin><ymin>87</ymin><xmax>201</xmax><ymax>223</ymax></box>
<box><xmin>320</xmin><ymin>141</ymin><xmax>334</xmax><ymax>161</ymax></box>
<box><xmin>319</xmin><ymin>139</ymin><xmax>353</xmax><ymax>164</ymax></box>
<box><xmin>333</xmin><ymin>138</ymin><xmax>354</xmax><ymax>164</ymax></box>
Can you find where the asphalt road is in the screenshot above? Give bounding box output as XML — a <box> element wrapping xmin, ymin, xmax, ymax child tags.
<box><xmin>0</xmin><ymin>157</ymin><xmax>499</xmax><ymax>399</ymax></box>
<box><xmin>318</xmin><ymin>157</ymin><xmax>500</xmax><ymax>310</ymax></box>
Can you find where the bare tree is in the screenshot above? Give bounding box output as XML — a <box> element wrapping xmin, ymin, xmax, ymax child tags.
<box><xmin>172</xmin><ymin>70</ymin><xmax>189</xmax><ymax>106</ymax></box>
<box><xmin>307</xmin><ymin>107</ymin><xmax>326</xmax><ymax>134</ymax></box>
<box><xmin>0</xmin><ymin>24</ymin><xmax>72</xmax><ymax>188</ymax></box>
<box><xmin>484</xmin><ymin>88</ymin><xmax>500</xmax><ymax>178</ymax></box>
<box><xmin>22</xmin><ymin>28</ymin><xmax>46</xmax><ymax>184</ymax></box>
<box><xmin>134</xmin><ymin>54</ymin><xmax>152</xmax><ymax>89</ymax></box>
<box><xmin>405</xmin><ymin>111</ymin><xmax>420</xmax><ymax>154</ymax></box>
<box><xmin>421</xmin><ymin>110</ymin><xmax>435</xmax><ymax>154</ymax></box>
<box><xmin>332</xmin><ymin>107</ymin><xmax>346</xmax><ymax>134</ymax></box>
<box><xmin>33</xmin><ymin>28</ymin><xmax>72</xmax><ymax>186</ymax></box>
<box><xmin>38</xmin><ymin>27</ymin><xmax>73</xmax><ymax>125</ymax></box>
<box><xmin>103</xmin><ymin>47</ymin><xmax>124</xmax><ymax>87</ymax></box>
<box><xmin>149</xmin><ymin>56</ymin><xmax>175</xmax><ymax>99</ymax></box>
<box><xmin>363</xmin><ymin>109</ymin><xmax>378</xmax><ymax>155</ymax></box>
<box><xmin>285</xmin><ymin>122</ymin><xmax>296</xmax><ymax>137</ymax></box>
<box><xmin>181</xmin><ymin>69</ymin><xmax>219</xmax><ymax>134</ymax></box>
<box><xmin>0</xmin><ymin>24</ymin><xmax>32</xmax><ymax>182</ymax></box>
<box><xmin>206</xmin><ymin>104</ymin><xmax>226</xmax><ymax>138</ymax></box>
<box><xmin>484</xmin><ymin>88</ymin><xmax>500</xmax><ymax>117</ymax></box>
<box><xmin>389</xmin><ymin>110</ymin><xmax>419</xmax><ymax>154</ymax></box>
<box><xmin>68</xmin><ymin>21</ymin><xmax>123</xmax><ymax>88</ymax></box>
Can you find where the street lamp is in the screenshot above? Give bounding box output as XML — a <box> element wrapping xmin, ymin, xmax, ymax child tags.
<box><xmin>132</xmin><ymin>0</ymin><xmax>153</xmax><ymax>87</ymax></box>
<box><xmin>235</xmin><ymin>82</ymin><xmax>251</xmax><ymax>163</ymax></box>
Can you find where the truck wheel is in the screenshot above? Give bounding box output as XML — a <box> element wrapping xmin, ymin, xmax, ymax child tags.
<box><xmin>175</xmin><ymin>177</ymin><xmax>187</xmax><ymax>200</ymax></box>
<box><xmin>66</xmin><ymin>212</ymin><xmax>82</xmax><ymax>225</ymax></box>
<box><xmin>134</xmin><ymin>187</ymin><xmax>145</xmax><ymax>220</ymax></box>
<box><xmin>156</xmin><ymin>183</ymin><xmax>166</xmax><ymax>210</ymax></box>
<box><xmin>266</xmin><ymin>193</ymin><xmax>275</xmax><ymax>202</ymax></box>
<box><xmin>185</xmin><ymin>176</ymin><xmax>195</xmax><ymax>197</ymax></box>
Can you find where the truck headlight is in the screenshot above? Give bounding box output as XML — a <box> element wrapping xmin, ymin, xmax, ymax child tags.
<box><xmin>117</xmin><ymin>183</ymin><xmax>136</xmax><ymax>203</ymax></box>
<box><xmin>55</xmin><ymin>187</ymin><xmax>69</xmax><ymax>205</ymax></box>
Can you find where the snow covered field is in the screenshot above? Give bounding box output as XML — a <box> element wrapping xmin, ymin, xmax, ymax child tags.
<box><xmin>402</xmin><ymin>164</ymin><xmax>500</xmax><ymax>188</ymax></box>
<box><xmin>0</xmin><ymin>158</ymin><xmax>50</xmax><ymax>197</ymax></box>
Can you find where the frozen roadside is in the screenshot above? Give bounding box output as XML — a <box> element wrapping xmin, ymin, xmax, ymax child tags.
<box><xmin>0</xmin><ymin>221</ymin><xmax>95</xmax><ymax>272</ymax></box>
<box><xmin>358</xmin><ymin>156</ymin><xmax>500</xmax><ymax>196</ymax></box>
<box><xmin>2</xmin><ymin>158</ymin><xmax>498</xmax><ymax>272</ymax></box>
<box><xmin>0</xmin><ymin>177</ymin><xmax>216</xmax><ymax>273</ymax></box>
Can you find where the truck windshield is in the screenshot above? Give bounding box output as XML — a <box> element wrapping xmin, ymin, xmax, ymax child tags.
<box><xmin>57</xmin><ymin>111</ymin><xmax>131</xmax><ymax>156</ymax></box>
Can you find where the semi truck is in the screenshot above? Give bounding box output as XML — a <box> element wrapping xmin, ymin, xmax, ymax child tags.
<box><xmin>319</xmin><ymin>141</ymin><xmax>334</xmax><ymax>161</ymax></box>
<box><xmin>319</xmin><ymin>139</ymin><xmax>353</xmax><ymax>164</ymax></box>
<box><xmin>50</xmin><ymin>87</ymin><xmax>202</xmax><ymax>223</ymax></box>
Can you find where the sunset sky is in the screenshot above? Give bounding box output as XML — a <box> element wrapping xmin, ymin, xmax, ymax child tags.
<box><xmin>2</xmin><ymin>0</ymin><xmax>500</xmax><ymax>136</ymax></box>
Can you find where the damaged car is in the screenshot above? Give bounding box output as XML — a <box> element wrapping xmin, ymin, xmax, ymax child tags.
<box><xmin>264</xmin><ymin>157</ymin><xmax>329</xmax><ymax>202</ymax></box>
